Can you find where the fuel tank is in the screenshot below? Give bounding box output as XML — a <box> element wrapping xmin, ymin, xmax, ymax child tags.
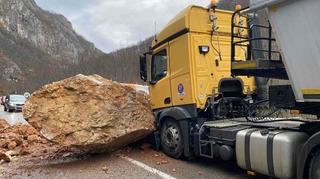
<box><xmin>236</xmin><ymin>129</ymin><xmax>308</xmax><ymax>178</ymax></box>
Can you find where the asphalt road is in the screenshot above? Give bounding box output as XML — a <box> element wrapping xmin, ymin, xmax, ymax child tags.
<box><xmin>0</xmin><ymin>105</ymin><xmax>26</xmax><ymax>125</ymax></box>
<box><xmin>2</xmin><ymin>147</ymin><xmax>269</xmax><ymax>179</ymax></box>
<box><xmin>0</xmin><ymin>106</ymin><xmax>268</xmax><ymax>179</ymax></box>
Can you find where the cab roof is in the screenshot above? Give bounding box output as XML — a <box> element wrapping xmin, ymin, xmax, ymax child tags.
<box><xmin>152</xmin><ymin>5</ymin><xmax>234</xmax><ymax>49</ymax></box>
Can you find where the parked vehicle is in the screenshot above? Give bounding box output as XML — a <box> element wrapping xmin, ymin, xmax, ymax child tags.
<box><xmin>4</xmin><ymin>95</ymin><xmax>26</xmax><ymax>112</ymax></box>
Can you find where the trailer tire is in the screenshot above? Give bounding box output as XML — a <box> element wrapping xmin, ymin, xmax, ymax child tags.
<box><xmin>308</xmin><ymin>148</ymin><xmax>320</xmax><ymax>179</ymax></box>
<box><xmin>160</xmin><ymin>119</ymin><xmax>183</xmax><ymax>159</ymax></box>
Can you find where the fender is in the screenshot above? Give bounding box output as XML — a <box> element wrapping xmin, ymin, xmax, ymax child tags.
<box><xmin>297</xmin><ymin>131</ymin><xmax>320</xmax><ymax>179</ymax></box>
<box><xmin>154</xmin><ymin>105</ymin><xmax>197</xmax><ymax>128</ymax></box>
<box><xmin>153</xmin><ymin>105</ymin><xmax>197</xmax><ymax>157</ymax></box>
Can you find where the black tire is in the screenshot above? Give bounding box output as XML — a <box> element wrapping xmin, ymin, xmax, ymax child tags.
<box><xmin>308</xmin><ymin>149</ymin><xmax>320</xmax><ymax>179</ymax></box>
<box><xmin>8</xmin><ymin>109</ymin><xmax>13</xmax><ymax>113</ymax></box>
<box><xmin>3</xmin><ymin>106</ymin><xmax>6</xmax><ymax>111</ymax></box>
<box><xmin>160</xmin><ymin>119</ymin><xmax>183</xmax><ymax>159</ymax></box>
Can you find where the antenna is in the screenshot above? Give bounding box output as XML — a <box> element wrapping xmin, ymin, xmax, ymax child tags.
<box><xmin>154</xmin><ymin>21</ymin><xmax>158</xmax><ymax>42</ymax></box>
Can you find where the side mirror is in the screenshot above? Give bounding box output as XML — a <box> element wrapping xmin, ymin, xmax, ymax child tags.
<box><xmin>140</xmin><ymin>55</ymin><xmax>147</xmax><ymax>82</ymax></box>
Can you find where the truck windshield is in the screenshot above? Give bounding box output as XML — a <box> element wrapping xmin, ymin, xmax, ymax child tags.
<box><xmin>151</xmin><ymin>50</ymin><xmax>167</xmax><ymax>82</ymax></box>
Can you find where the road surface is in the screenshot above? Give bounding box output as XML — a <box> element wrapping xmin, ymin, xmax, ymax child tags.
<box><xmin>0</xmin><ymin>106</ymin><xmax>268</xmax><ymax>179</ymax></box>
<box><xmin>0</xmin><ymin>106</ymin><xmax>26</xmax><ymax>125</ymax></box>
<box><xmin>2</xmin><ymin>147</ymin><xmax>268</xmax><ymax>179</ymax></box>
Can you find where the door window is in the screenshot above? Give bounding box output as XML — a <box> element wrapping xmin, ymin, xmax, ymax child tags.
<box><xmin>151</xmin><ymin>50</ymin><xmax>168</xmax><ymax>82</ymax></box>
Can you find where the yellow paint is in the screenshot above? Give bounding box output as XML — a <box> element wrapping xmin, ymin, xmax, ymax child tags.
<box><xmin>149</xmin><ymin>44</ymin><xmax>172</xmax><ymax>109</ymax></box>
<box><xmin>232</xmin><ymin>61</ymin><xmax>258</xmax><ymax>70</ymax></box>
<box><xmin>302</xmin><ymin>89</ymin><xmax>320</xmax><ymax>95</ymax></box>
<box><xmin>150</xmin><ymin>5</ymin><xmax>256</xmax><ymax>110</ymax></box>
<box><xmin>169</xmin><ymin>34</ymin><xmax>195</xmax><ymax>106</ymax></box>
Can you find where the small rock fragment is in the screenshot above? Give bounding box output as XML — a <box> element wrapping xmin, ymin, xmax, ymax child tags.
<box><xmin>102</xmin><ymin>166</ymin><xmax>108</xmax><ymax>172</ymax></box>
<box><xmin>0</xmin><ymin>151</ymin><xmax>11</xmax><ymax>162</ymax></box>
<box><xmin>40</xmin><ymin>139</ymin><xmax>48</xmax><ymax>144</ymax></box>
<box><xmin>0</xmin><ymin>119</ymin><xmax>9</xmax><ymax>129</ymax></box>
<box><xmin>140</xmin><ymin>143</ymin><xmax>151</xmax><ymax>150</ymax></box>
<box><xmin>172</xmin><ymin>168</ymin><xmax>176</xmax><ymax>172</ymax></box>
<box><xmin>6</xmin><ymin>150</ymin><xmax>19</xmax><ymax>157</ymax></box>
<box><xmin>161</xmin><ymin>160</ymin><xmax>168</xmax><ymax>164</ymax></box>
<box><xmin>0</xmin><ymin>140</ymin><xmax>7</xmax><ymax>148</ymax></box>
<box><xmin>7</xmin><ymin>141</ymin><xmax>17</xmax><ymax>150</ymax></box>
<box><xmin>27</xmin><ymin>135</ymin><xmax>39</xmax><ymax>143</ymax></box>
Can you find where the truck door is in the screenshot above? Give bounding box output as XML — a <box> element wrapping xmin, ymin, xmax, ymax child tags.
<box><xmin>150</xmin><ymin>48</ymin><xmax>172</xmax><ymax>109</ymax></box>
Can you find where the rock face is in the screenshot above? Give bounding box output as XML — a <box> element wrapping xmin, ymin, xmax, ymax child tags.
<box><xmin>23</xmin><ymin>74</ymin><xmax>155</xmax><ymax>152</ymax></box>
<box><xmin>0</xmin><ymin>0</ymin><xmax>103</xmax><ymax>64</ymax></box>
<box><xmin>0</xmin><ymin>0</ymin><xmax>104</xmax><ymax>93</ymax></box>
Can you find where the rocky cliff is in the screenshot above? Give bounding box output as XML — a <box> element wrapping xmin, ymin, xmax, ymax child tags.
<box><xmin>0</xmin><ymin>0</ymin><xmax>103</xmax><ymax>64</ymax></box>
<box><xmin>0</xmin><ymin>0</ymin><xmax>104</xmax><ymax>94</ymax></box>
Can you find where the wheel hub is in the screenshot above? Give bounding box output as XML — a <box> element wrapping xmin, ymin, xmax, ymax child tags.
<box><xmin>164</xmin><ymin>126</ymin><xmax>180</xmax><ymax>149</ymax></box>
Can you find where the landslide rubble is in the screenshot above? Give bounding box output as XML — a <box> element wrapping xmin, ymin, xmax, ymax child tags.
<box><xmin>0</xmin><ymin>120</ymin><xmax>64</xmax><ymax>163</ymax></box>
<box><xmin>23</xmin><ymin>74</ymin><xmax>155</xmax><ymax>152</ymax></box>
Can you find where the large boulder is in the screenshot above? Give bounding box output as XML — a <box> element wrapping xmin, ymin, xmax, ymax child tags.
<box><xmin>23</xmin><ymin>74</ymin><xmax>155</xmax><ymax>152</ymax></box>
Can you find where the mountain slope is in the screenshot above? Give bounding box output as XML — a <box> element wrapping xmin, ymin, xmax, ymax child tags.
<box><xmin>78</xmin><ymin>37</ymin><xmax>152</xmax><ymax>84</ymax></box>
<box><xmin>0</xmin><ymin>0</ymin><xmax>103</xmax><ymax>64</ymax></box>
<box><xmin>0</xmin><ymin>0</ymin><xmax>104</xmax><ymax>93</ymax></box>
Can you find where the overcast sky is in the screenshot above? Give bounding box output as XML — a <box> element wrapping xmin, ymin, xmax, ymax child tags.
<box><xmin>35</xmin><ymin>0</ymin><xmax>208</xmax><ymax>53</ymax></box>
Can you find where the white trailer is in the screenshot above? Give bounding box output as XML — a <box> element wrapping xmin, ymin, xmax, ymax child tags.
<box><xmin>229</xmin><ymin>0</ymin><xmax>320</xmax><ymax>178</ymax></box>
<box><xmin>250</xmin><ymin>0</ymin><xmax>320</xmax><ymax>103</ymax></box>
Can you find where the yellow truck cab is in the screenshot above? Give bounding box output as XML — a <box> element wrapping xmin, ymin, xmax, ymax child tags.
<box><xmin>145</xmin><ymin>5</ymin><xmax>255</xmax><ymax>110</ymax></box>
<box><xmin>140</xmin><ymin>5</ymin><xmax>256</xmax><ymax>158</ymax></box>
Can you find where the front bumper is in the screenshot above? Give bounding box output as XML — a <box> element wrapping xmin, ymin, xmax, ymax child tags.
<box><xmin>8</xmin><ymin>105</ymin><xmax>24</xmax><ymax>111</ymax></box>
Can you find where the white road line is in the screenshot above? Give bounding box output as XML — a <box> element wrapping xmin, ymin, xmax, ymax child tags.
<box><xmin>120</xmin><ymin>155</ymin><xmax>177</xmax><ymax>179</ymax></box>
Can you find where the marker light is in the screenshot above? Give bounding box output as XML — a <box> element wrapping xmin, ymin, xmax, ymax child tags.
<box><xmin>235</xmin><ymin>4</ymin><xmax>242</xmax><ymax>11</ymax></box>
<box><xmin>209</xmin><ymin>0</ymin><xmax>218</xmax><ymax>8</ymax></box>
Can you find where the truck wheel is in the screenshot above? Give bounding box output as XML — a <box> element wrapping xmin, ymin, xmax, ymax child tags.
<box><xmin>308</xmin><ymin>148</ymin><xmax>320</xmax><ymax>179</ymax></box>
<box><xmin>4</xmin><ymin>106</ymin><xmax>6</xmax><ymax>111</ymax></box>
<box><xmin>160</xmin><ymin>119</ymin><xmax>183</xmax><ymax>159</ymax></box>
